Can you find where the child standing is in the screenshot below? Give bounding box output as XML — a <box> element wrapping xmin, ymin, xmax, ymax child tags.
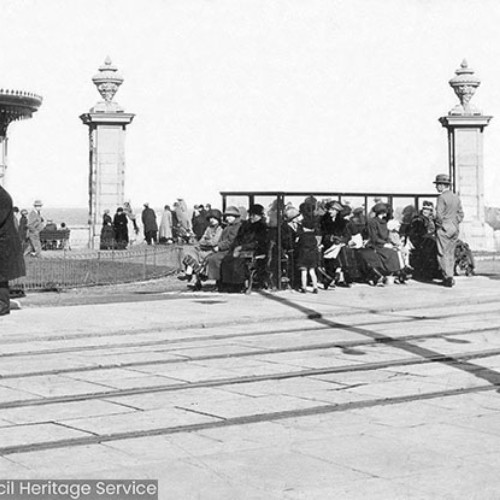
<box><xmin>296</xmin><ymin>217</ymin><xmax>319</xmax><ymax>294</ymax></box>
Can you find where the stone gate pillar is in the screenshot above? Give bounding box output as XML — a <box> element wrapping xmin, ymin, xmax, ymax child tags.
<box><xmin>439</xmin><ymin>60</ymin><xmax>494</xmax><ymax>251</ymax></box>
<box><xmin>80</xmin><ymin>57</ymin><xmax>135</xmax><ymax>249</ymax></box>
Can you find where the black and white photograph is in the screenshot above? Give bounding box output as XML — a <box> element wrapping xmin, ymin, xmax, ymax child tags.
<box><xmin>1</xmin><ymin>0</ymin><xmax>500</xmax><ymax>498</ymax></box>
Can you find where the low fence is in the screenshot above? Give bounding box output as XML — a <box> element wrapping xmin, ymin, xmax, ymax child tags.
<box><xmin>13</xmin><ymin>245</ymin><xmax>184</xmax><ymax>291</ymax></box>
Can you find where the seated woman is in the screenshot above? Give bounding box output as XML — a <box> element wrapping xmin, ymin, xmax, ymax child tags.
<box><xmin>220</xmin><ymin>204</ymin><xmax>268</xmax><ymax>292</ymax></box>
<box><xmin>178</xmin><ymin>209</ymin><xmax>223</xmax><ymax>290</ymax></box>
<box><xmin>318</xmin><ymin>201</ymin><xmax>356</xmax><ymax>288</ymax></box>
<box><xmin>358</xmin><ymin>202</ymin><xmax>403</xmax><ymax>285</ymax></box>
<box><xmin>408</xmin><ymin>201</ymin><xmax>440</xmax><ymax>280</ymax></box>
<box><xmin>201</xmin><ymin>206</ymin><xmax>242</xmax><ymax>286</ymax></box>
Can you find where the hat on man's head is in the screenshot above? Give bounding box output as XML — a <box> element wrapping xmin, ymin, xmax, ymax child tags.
<box><xmin>143</xmin><ymin>202</ymin><xmax>149</xmax><ymax>207</ymax></box>
<box><xmin>353</xmin><ymin>207</ymin><xmax>364</xmax><ymax>216</ymax></box>
<box><xmin>206</xmin><ymin>209</ymin><xmax>222</xmax><ymax>222</ymax></box>
<box><xmin>248</xmin><ymin>204</ymin><xmax>265</xmax><ymax>217</ymax></box>
<box><xmin>372</xmin><ymin>202</ymin><xmax>388</xmax><ymax>215</ymax></box>
<box><xmin>422</xmin><ymin>201</ymin><xmax>434</xmax><ymax>210</ymax></box>
<box><xmin>433</xmin><ymin>174</ymin><xmax>452</xmax><ymax>185</ymax></box>
<box><xmin>223</xmin><ymin>206</ymin><xmax>241</xmax><ymax>218</ymax></box>
<box><xmin>33</xmin><ymin>200</ymin><xmax>43</xmax><ymax>207</ymax></box>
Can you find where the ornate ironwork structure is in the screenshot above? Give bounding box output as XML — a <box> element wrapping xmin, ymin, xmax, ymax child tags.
<box><xmin>0</xmin><ymin>88</ymin><xmax>42</xmax><ymax>183</ymax></box>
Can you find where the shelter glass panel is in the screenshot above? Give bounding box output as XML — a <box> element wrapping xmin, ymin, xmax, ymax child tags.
<box><xmin>392</xmin><ymin>197</ymin><xmax>416</xmax><ymax>222</ymax></box>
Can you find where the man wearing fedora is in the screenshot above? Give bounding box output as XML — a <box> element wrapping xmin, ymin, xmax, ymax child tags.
<box><xmin>433</xmin><ymin>173</ymin><xmax>464</xmax><ymax>287</ymax></box>
<box><xmin>24</xmin><ymin>199</ymin><xmax>45</xmax><ymax>257</ymax></box>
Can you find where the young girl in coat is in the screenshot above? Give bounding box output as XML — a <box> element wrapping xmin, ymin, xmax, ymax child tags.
<box><xmin>296</xmin><ymin>217</ymin><xmax>320</xmax><ymax>294</ymax></box>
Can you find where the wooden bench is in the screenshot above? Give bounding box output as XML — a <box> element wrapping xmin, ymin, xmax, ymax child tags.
<box><xmin>40</xmin><ymin>229</ymin><xmax>71</xmax><ymax>250</ymax></box>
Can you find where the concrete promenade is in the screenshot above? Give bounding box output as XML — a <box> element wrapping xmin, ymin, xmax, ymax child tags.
<box><xmin>1</xmin><ymin>271</ymin><xmax>500</xmax><ymax>499</ymax></box>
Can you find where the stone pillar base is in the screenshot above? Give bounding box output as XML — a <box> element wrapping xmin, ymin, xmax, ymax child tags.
<box><xmin>460</xmin><ymin>220</ymin><xmax>495</xmax><ymax>251</ymax></box>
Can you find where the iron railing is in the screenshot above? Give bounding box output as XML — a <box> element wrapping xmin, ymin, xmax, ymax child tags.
<box><xmin>13</xmin><ymin>245</ymin><xmax>184</xmax><ymax>291</ymax></box>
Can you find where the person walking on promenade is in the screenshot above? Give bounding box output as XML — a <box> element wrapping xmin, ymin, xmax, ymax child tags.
<box><xmin>0</xmin><ymin>185</ymin><xmax>26</xmax><ymax>315</ymax></box>
<box><xmin>18</xmin><ymin>209</ymin><xmax>29</xmax><ymax>252</ymax></box>
<box><xmin>141</xmin><ymin>203</ymin><xmax>158</xmax><ymax>245</ymax></box>
<box><xmin>159</xmin><ymin>205</ymin><xmax>173</xmax><ymax>243</ymax></box>
<box><xmin>24</xmin><ymin>199</ymin><xmax>45</xmax><ymax>257</ymax></box>
<box><xmin>433</xmin><ymin>173</ymin><xmax>464</xmax><ymax>288</ymax></box>
<box><xmin>123</xmin><ymin>201</ymin><xmax>140</xmax><ymax>236</ymax></box>
<box><xmin>192</xmin><ymin>204</ymin><xmax>209</xmax><ymax>240</ymax></box>
<box><xmin>113</xmin><ymin>207</ymin><xmax>129</xmax><ymax>249</ymax></box>
<box><xmin>100</xmin><ymin>209</ymin><xmax>115</xmax><ymax>250</ymax></box>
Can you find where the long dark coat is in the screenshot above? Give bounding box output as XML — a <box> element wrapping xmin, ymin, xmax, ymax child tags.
<box><xmin>0</xmin><ymin>186</ymin><xmax>25</xmax><ymax>281</ymax></box>
<box><xmin>113</xmin><ymin>212</ymin><xmax>129</xmax><ymax>247</ymax></box>
<box><xmin>365</xmin><ymin>216</ymin><xmax>401</xmax><ymax>274</ymax></box>
<box><xmin>141</xmin><ymin>207</ymin><xmax>158</xmax><ymax>233</ymax></box>
<box><xmin>221</xmin><ymin>219</ymin><xmax>268</xmax><ymax>284</ymax></box>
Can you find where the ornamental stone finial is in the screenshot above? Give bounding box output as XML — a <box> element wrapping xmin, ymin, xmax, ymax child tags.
<box><xmin>448</xmin><ymin>59</ymin><xmax>481</xmax><ymax>115</ymax></box>
<box><xmin>91</xmin><ymin>57</ymin><xmax>124</xmax><ymax>112</ymax></box>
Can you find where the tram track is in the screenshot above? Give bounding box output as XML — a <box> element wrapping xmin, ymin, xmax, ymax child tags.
<box><xmin>1</xmin><ymin>307</ymin><xmax>499</xmax><ymax>360</ymax></box>
<box><xmin>2</xmin><ymin>296</ymin><xmax>499</xmax><ymax>347</ymax></box>
<box><xmin>1</xmin><ymin>324</ymin><xmax>499</xmax><ymax>380</ymax></box>
<box><xmin>0</xmin><ymin>381</ymin><xmax>498</xmax><ymax>457</ymax></box>
<box><xmin>2</xmin><ymin>344</ymin><xmax>500</xmax><ymax>410</ymax></box>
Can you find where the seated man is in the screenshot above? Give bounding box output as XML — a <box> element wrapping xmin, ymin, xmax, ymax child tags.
<box><xmin>44</xmin><ymin>220</ymin><xmax>57</xmax><ymax>231</ymax></box>
<box><xmin>220</xmin><ymin>204</ymin><xmax>268</xmax><ymax>292</ymax></box>
<box><xmin>178</xmin><ymin>209</ymin><xmax>223</xmax><ymax>290</ymax></box>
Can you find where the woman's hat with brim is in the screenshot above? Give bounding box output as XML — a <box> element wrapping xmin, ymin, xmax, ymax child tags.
<box><xmin>433</xmin><ymin>174</ymin><xmax>452</xmax><ymax>185</ymax></box>
<box><xmin>206</xmin><ymin>209</ymin><xmax>222</xmax><ymax>222</ymax></box>
<box><xmin>326</xmin><ymin>200</ymin><xmax>343</xmax><ymax>212</ymax></box>
<box><xmin>372</xmin><ymin>202</ymin><xmax>388</xmax><ymax>215</ymax></box>
<box><xmin>284</xmin><ymin>206</ymin><xmax>300</xmax><ymax>221</ymax></box>
<box><xmin>248</xmin><ymin>204</ymin><xmax>265</xmax><ymax>217</ymax></box>
<box><xmin>223</xmin><ymin>206</ymin><xmax>241</xmax><ymax>218</ymax></box>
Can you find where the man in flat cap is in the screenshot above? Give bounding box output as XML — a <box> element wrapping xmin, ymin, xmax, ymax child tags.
<box><xmin>433</xmin><ymin>174</ymin><xmax>464</xmax><ymax>287</ymax></box>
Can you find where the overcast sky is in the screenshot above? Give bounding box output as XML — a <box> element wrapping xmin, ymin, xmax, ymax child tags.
<box><xmin>2</xmin><ymin>0</ymin><xmax>500</xmax><ymax>209</ymax></box>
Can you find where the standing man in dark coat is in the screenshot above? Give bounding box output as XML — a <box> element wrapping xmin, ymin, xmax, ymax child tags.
<box><xmin>113</xmin><ymin>207</ymin><xmax>129</xmax><ymax>249</ymax></box>
<box><xmin>141</xmin><ymin>203</ymin><xmax>158</xmax><ymax>245</ymax></box>
<box><xmin>0</xmin><ymin>186</ymin><xmax>26</xmax><ymax>315</ymax></box>
<box><xmin>433</xmin><ymin>173</ymin><xmax>464</xmax><ymax>287</ymax></box>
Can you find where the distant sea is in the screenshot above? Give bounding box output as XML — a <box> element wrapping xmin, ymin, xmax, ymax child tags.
<box><xmin>42</xmin><ymin>207</ymin><xmax>89</xmax><ymax>228</ymax></box>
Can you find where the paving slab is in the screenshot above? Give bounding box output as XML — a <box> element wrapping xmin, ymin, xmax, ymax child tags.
<box><xmin>0</xmin><ymin>422</ymin><xmax>92</xmax><ymax>448</ymax></box>
<box><xmin>0</xmin><ymin>399</ymin><xmax>136</xmax><ymax>425</ymax></box>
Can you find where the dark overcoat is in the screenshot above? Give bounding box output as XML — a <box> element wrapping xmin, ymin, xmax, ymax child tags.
<box><xmin>0</xmin><ymin>186</ymin><xmax>26</xmax><ymax>281</ymax></box>
<box><xmin>220</xmin><ymin>219</ymin><xmax>268</xmax><ymax>284</ymax></box>
<box><xmin>141</xmin><ymin>207</ymin><xmax>158</xmax><ymax>233</ymax></box>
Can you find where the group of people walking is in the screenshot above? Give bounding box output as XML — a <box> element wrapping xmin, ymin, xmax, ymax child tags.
<box><xmin>176</xmin><ymin>174</ymin><xmax>466</xmax><ymax>293</ymax></box>
<box><xmin>99</xmin><ymin>199</ymin><xmax>214</xmax><ymax>250</ymax></box>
